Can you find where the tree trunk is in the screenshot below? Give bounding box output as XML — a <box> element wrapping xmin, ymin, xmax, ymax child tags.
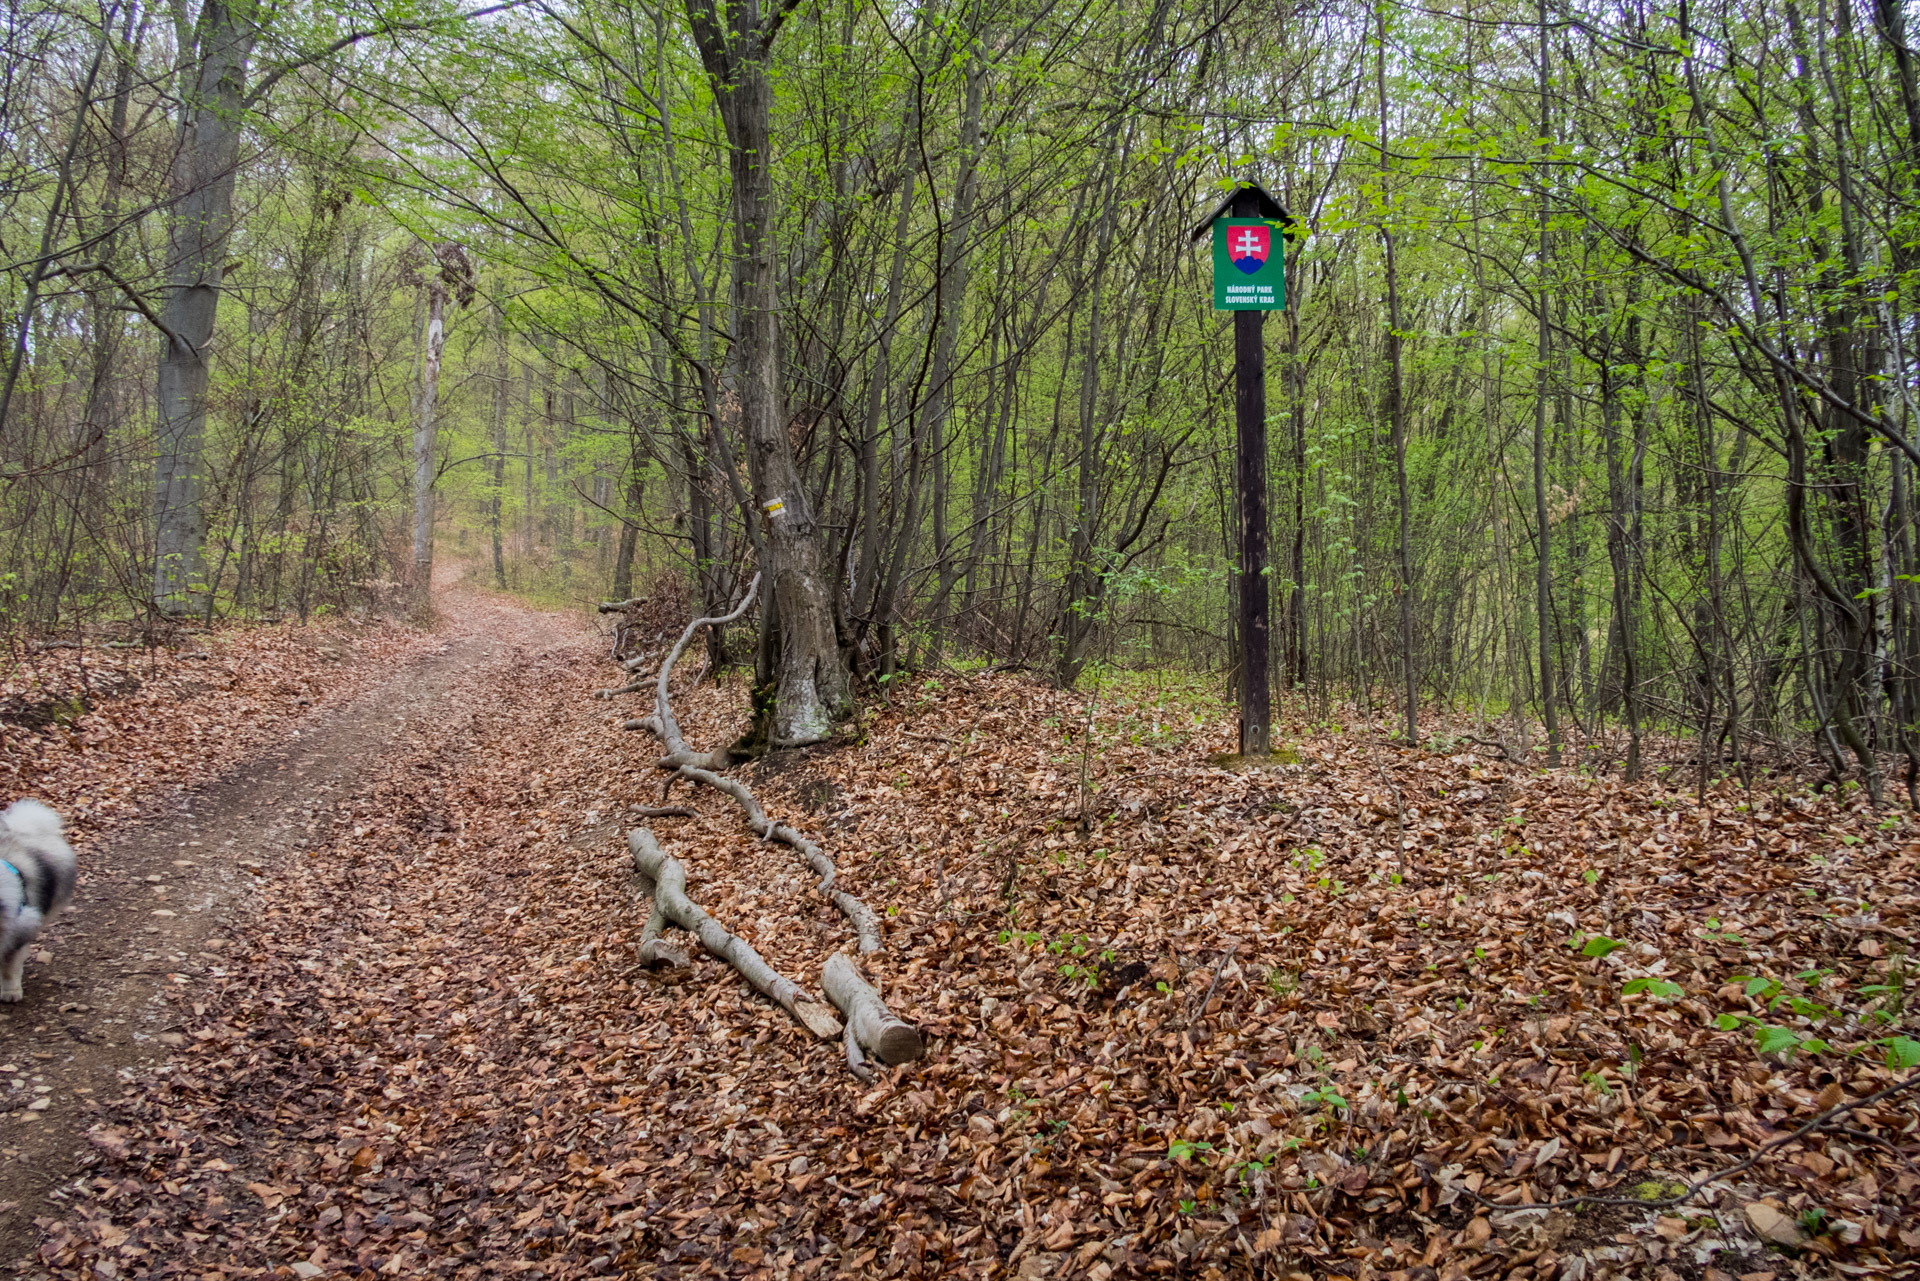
<box><xmin>1532</xmin><ymin>0</ymin><xmax>1562</xmax><ymax>765</ymax></box>
<box><xmin>412</xmin><ymin>281</ymin><xmax>448</xmax><ymax>597</ymax></box>
<box><xmin>153</xmin><ymin>1</ymin><xmax>257</xmax><ymax>614</ymax></box>
<box><xmin>491</xmin><ymin>301</ymin><xmax>509</xmax><ymax>589</ymax></box>
<box><xmin>1379</xmin><ymin>8</ymin><xmax>1416</xmax><ymax>745</ymax></box>
<box><xmin>686</xmin><ymin>0</ymin><xmax>851</xmax><ymax>746</ymax></box>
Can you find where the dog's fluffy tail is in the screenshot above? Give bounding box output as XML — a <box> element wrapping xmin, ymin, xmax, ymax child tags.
<box><xmin>3</xmin><ymin>799</ymin><xmax>64</xmax><ymax>838</ymax></box>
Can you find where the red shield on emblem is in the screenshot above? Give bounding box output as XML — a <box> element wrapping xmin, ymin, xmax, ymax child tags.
<box><xmin>1230</xmin><ymin>225</ymin><xmax>1270</xmax><ymax>275</ymax></box>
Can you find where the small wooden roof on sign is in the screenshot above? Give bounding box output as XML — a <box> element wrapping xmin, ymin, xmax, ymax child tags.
<box><xmin>1190</xmin><ymin>181</ymin><xmax>1298</xmax><ymax>244</ymax></box>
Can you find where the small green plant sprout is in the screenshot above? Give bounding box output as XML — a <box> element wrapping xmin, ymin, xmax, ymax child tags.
<box><xmin>1578</xmin><ymin>935</ymin><xmax>1625</xmax><ymax>959</ymax></box>
<box><xmin>1858</xmin><ymin>953</ymin><xmax>1910</xmax><ymax>1021</ymax></box>
<box><xmin>1621</xmin><ymin>977</ymin><xmax>1685</xmax><ymax>1000</ymax></box>
<box><xmin>1581</xmin><ymin>1070</ymin><xmax>1615</xmax><ymax>1096</ymax></box>
<box><xmin>1232</xmin><ymin>1153</ymin><xmax>1274</xmax><ymax>1192</ymax></box>
<box><xmin>1178</xmin><ymin>1198</ymin><xmax>1198</xmax><ymax>1214</ymax></box>
<box><xmin>1719</xmin><ymin>1019</ymin><xmax>1830</xmax><ymax>1059</ymax></box>
<box><xmin>1300</xmin><ymin>1085</ymin><xmax>1349</xmax><ymax>1115</ymax></box>
<box><xmin>1879</xmin><ymin>1036</ymin><xmax>1920</xmax><ymax>1070</ymax></box>
<box><xmin>1059</xmin><ymin>961</ymin><xmax>1100</xmax><ymax>988</ymax></box>
<box><xmin>1155</xmin><ymin>980</ymin><xmax>1171</xmax><ymax>994</ymax></box>
<box><xmin>1698</xmin><ymin>917</ymin><xmax>1743</xmax><ymax>943</ymax></box>
<box><xmin>1167</xmin><ymin>1138</ymin><xmax>1213</xmax><ymax>1163</ymax></box>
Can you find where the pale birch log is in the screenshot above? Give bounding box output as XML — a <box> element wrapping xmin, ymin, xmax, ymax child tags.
<box><xmin>629</xmin><ymin>828</ymin><xmax>840</xmax><ymax>1038</ymax></box>
<box><xmin>822</xmin><ymin>952</ymin><xmax>924</xmax><ymax>1065</ymax></box>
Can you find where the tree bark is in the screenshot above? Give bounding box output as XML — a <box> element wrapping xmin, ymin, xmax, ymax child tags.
<box><xmin>491</xmin><ymin>299</ymin><xmax>510</xmax><ymax>589</ymax></box>
<box><xmin>153</xmin><ymin>0</ymin><xmax>257</xmax><ymax>614</ymax></box>
<box><xmin>1378</xmin><ymin>8</ymin><xmax>1416</xmax><ymax>745</ymax></box>
<box><xmin>684</xmin><ymin>0</ymin><xmax>851</xmax><ymax>747</ymax></box>
<box><xmin>412</xmin><ymin>280</ymin><xmax>448</xmax><ymax>595</ymax></box>
<box><xmin>822</xmin><ymin>952</ymin><xmax>924</xmax><ymax>1069</ymax></box>
<box><xmin>1532</xmin><ymin>0</ymin><xmax>1562</xmax><ymax>765</ymax></box>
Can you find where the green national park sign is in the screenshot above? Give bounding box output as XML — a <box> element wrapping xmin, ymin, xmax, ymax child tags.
<box><xmin>1212</xmin><ymin>218</ymin><xmax>1286</xmax><ymax>311</ymax></box>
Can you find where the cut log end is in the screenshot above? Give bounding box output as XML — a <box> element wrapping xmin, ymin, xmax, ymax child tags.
<box><xmin>872</xmin><ymin>1022</ymin><xmax>925</xmax><ymax>1066</ymax></box>
<box><xmin>821</xmin><ymin>952</ymin><xmax>925</xmax><ymax>1070</ymax></box>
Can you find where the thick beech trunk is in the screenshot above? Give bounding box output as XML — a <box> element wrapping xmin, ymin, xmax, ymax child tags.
<box><xmin>684</xmin><ymin>0</ymin><xmax>850</xmax><ymax>747</ymax></box>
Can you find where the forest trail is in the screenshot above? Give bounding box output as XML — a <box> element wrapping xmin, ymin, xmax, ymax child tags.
<box><xmin>7</xmin><ymin>587</ymin><xmax>1916</xmax><ymax>1279</ymax></box>
<box><xmin>2</xmin><ymin>583</ymin><xmax>583</xmax><ymax>1269</ymax></box>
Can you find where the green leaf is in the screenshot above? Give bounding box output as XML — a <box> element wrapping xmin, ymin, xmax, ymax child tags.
<box><xmin>1715</xmin><ymin>1013</ymin><xmax>1744</xmax><ymax>1031</ymax></box>
<box><xmin>1753</xmin><ymin>1025</ymin><xmax>1802</xmax><ymax>1057</ymax></box>
<box><xmin>1883</xmin><ymin>1037</ymin><xmax>1920</xmax><ymax>1069</ymax></box>
<box><xmin>1581</xmin><ymin>936</ymin><xmax>1624</xmax><ymax>958</ymax></box>
<box><xmin>1622</xmin><ymin>978</ymin><xmax>1684</xmax><ymax>999</ymax></box>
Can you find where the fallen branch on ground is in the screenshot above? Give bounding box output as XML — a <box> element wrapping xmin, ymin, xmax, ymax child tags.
<box><xmin>629</xmin><ymin>827</ymin><xmax>840</xmax><ymax>1038</ymax></box>
<box><xmin>597</xmin><ymin>674</ymin><xmax>655</xmax><ymax>699</ymax></box>
<box><xmin>628</xmin><ymin>574</ymin><xmax>882</xmax><ymax>952</ymax></box>
<box><xmin>823</xmin><ymin>953</ymin><xmax>923</xmax><ymax>1079</ymax></box>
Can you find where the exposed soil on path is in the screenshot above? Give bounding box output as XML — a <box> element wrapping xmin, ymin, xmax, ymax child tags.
<box><xmin>1</xmin><ymin>589</ymin><xmax>580</xmax><ymax>1268</ymax></box>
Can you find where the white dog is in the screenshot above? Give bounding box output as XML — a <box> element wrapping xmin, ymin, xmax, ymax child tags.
<box><xmin>0</xmin><ymin>800</ymin><xmax>75</xmax><ymax>1003</ymax></box>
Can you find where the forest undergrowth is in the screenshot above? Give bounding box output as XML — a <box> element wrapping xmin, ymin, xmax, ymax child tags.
<box><xmin>16</xmin><ymin>607</ymin><xmax>1919</xmax><ymax>1281</ymax></box>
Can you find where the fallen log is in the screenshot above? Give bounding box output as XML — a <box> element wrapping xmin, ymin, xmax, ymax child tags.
<box><xmin>635</xmin><ymin>891</ymin><xmax>690</xmax><ymax>969</ymax></box>
<box><xmin>633</xmin><ymin>575</ymin><xmax>883</xmax><ymax>952</ymax></box>
<box><xmin>629</xmin><ymin>828</ymin><xmax>840</xmax><ymax>1038</ymax></box>
<box><xmin>823</xmin><ymin>952</ymin><xmax>923</xmax><ymax>1068</ymax></box>
<box><xmin>597</xmin><ymin>674</ymin><xmax>655</xmax><ymax>699</ymax></box>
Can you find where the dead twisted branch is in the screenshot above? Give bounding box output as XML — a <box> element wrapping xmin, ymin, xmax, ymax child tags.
<box><xmin>622</xmin><ymin>575</ymin><xmax>882</xmax><ymax>951</ymax></box>
<box><xmin>610</xmin><ymin>576</ymin><xmax>914</xmax><ymax>1072</ymax></box>
<box><xmin>629</xmin><ymin>829</ymin><xmax>840</xmax><ymax>1038</ymax></box>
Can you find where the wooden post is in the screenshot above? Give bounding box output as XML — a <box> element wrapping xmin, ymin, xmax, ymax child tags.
<box><xmin>1197</xmin><ymin>181</ymin><xmax>1288</xmax><ymax>759</ymax></box>
<box><xmin>1232</xmin><ymin>191</ymin><xmax>1271</xmax><ymax>757</ymax></box>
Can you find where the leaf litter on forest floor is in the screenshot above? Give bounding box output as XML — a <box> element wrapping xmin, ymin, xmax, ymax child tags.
<box><xmin>2</xmin><ymin>617</ymin><xmax>433</xmax><ymax>845</ymax></box>
<box><xmin>19</xmin><ymin>612</ymin><xmax>1920</xmax><ymax>1281</ymax></box>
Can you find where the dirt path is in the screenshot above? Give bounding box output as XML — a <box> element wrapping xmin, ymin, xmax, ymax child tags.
<box><xmin>0</xmin><ymin>589</ymin><xmax>581</xmax><ymax>1266</ymax></box>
